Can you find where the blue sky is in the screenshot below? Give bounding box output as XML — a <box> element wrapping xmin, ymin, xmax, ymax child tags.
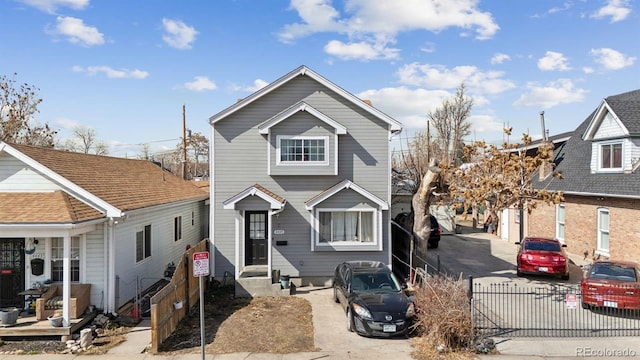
<box><xmin>1</xmin><ymin>0</ymin><xmax>637</xmax><ymax>157</ymax></box>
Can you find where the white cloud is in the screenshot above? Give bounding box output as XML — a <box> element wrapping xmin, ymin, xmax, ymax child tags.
<box><xmin>513</xmin><ymin>79</ymin><xmax>586</xmax><ymax>108</ymax></box>
<box><xmin>162</xmin><ymin>18</ymin><xmax>198</xmax><ymax>50</ymax></box>
<box><xmin>582</xmin><ymin>66</ymin><xmax>595</xmax><ymax>74</ymax></box>
<box><xmin>278</xmin><ymin>0</ymin><xmax>499</xmax><ymax>60</ymax></box>
<box><xmin>590</xmin><ymin>47</ymin><xmax>636</xmax><ymax>70</ymax></box>
<box><xmin>247</xmin><ymin>79</ymin><xmax>269</xmax><ymax>92</ymax></box>
<box><xmin>468</xmin><ymin>114</ymin><xmax>505</xmax><ymax>133</ymax></box>
<box><xmin>53</xmin><ymin>117</ymin><xmax>80</xmax><ymax>130</ymax></box>
<box><xmin>490</xmin><ymin>53</ymin><xmax>511</xmax><ymax>65</ymax></box>
<box><xmin>396</xmin><ymin>63</ymin><xmax>516</xmax><ymax>95</ymax></box>
<box><xmin>72</xmin><ymin>65</ymin><xmax>149</xmax><ymax>79</ymax></box>
<box><xmin>324</xmin><ymin>39</ymin><xmax>399</xmax><ymax>61</ymax></box>
<box><xmin>51</xmin><ymin>16</ymin><xmax>104</xmax><ymax>46</ymax></box>
<box><xmin>537</xmin><ymin>51</ymin><xmax>571</xmax><ymax>71</ymax></box>
<box><xmin>184</xmin><ymin>76</ymin><xmax>216</xmax><ymax>92</ymax></box>
<box><xmin>18</xmin><ymin>0</ymin><xmax>88</xmax><ymax>14</ymax></box>
<box><xmin>591</xmin><ymin>0</ymin><xmax>631</xmax><ymax>23</ymax></box>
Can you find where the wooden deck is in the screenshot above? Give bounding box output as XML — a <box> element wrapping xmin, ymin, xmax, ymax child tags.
<box><xmin>0</xmin><ymin>310</ymin><xmax>98</xmax><ymax>338</ymax></box>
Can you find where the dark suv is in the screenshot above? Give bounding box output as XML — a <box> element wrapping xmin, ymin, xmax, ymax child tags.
<box><xmin>393</xmin><ymin>212</ymin><xmax>441</xmax><ymax>249</ymax></box>
<box><xmin>332</xmin><ymin>260</ymin><xmax>415</xmax><ymax>337</ymax></box>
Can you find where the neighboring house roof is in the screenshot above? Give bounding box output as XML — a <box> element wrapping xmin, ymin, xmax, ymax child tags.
<box><xmin>1</xmin><ymin>143</ymin><xmax>209</xmax><ymax>222</ymax></box>
<box><xmin>535</xmin><ymin>89</ymin><xmax>640</xmax><ymax>199</ymax></box>
<box><xmin>209</xmin><ymin>65</ymin><xmax>402</xmax><ymax>133</ymax></box>
<box><xmin>223</xmin><ymin>184</ymin><xmax>286</xmax><ymax>210</ymax></box>
<box><xmin>305</xmin><ymin>180</ymin><xmax>389</xmax><ymax>210</ymax></box>
<box><xmin>0</xmin><ymin>191</ymin><xmax>103</xmax><ymax>223</ymax></box>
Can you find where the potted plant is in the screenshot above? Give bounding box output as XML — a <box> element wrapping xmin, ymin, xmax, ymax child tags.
<box><xmin>47</xmin><ymin>310</ymin><xmax>64</xmax><ymax>327</ymax></box>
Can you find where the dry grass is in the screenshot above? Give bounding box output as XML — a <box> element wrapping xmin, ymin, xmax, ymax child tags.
<box><xmin>158</xmin><ymin>286</ymin><xmax>315</xmax><ymax>355</ymax></box>
<box><xmin>410</xmin><ymin>275</ymin><xmax>477</xmax><ymax>360</ymax></box>
<box><xmin>208</xmin><ymin>296</ymin><xmax>315</xmax><ymax>354</ymax></box>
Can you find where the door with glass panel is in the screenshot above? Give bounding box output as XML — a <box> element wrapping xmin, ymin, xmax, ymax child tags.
<box><xmin>245</xmin><ymin>211</ymin><xmax>268</xmax><ymax>265</ymax></box>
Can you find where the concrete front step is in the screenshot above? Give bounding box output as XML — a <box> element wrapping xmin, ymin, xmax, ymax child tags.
<box><xmin>235</xmin><ymin>277</ymin><xmax>293</xmax><ymax>297</ymax></box>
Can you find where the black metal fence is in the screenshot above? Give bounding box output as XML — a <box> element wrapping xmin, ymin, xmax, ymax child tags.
<box><xmin>470</xmin><ymin>279</ymin><xmax>640</xmax><ymax>337</ymax></box>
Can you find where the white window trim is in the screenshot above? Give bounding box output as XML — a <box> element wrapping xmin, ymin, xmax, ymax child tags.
<box><xmin>598</xmin><ymin>141</ymin><xmax>623</xmax><ymax>172</ymax></box>
<box><xmin>311</xmin><ymin>207</ymin><xmax>382</xmax><ymax>251</ymax></box>
<box><xmin>174</xmin><ymin>216</ymin><xmax>182</xmax><ymax>242</ymax></box>
<box><xmin>276</xmin><ymin>135</ymin><xmax>329</xmax><ymax>166</ymax></box>
<box><xmin>49</xmin><ymin>235</ymin><xmax>85</xmax><ymax>283</ymax></box>
<box><xmin>555</xmin><ymin>204</ymin><xmax>565</xmax><ymax>243</ymax></box>
<box><xmin>596</xmin><ymin>208</ymin><xmax>610</xmax><ymax>256</ymax></box>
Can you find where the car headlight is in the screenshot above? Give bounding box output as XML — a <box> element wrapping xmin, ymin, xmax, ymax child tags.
<box><xmin>352</xmin><ymin>303</ymin><xmax>372</xmax><ymax>320</ymax></box>
<box><xmin>405</xmin><ymin>302</ymin><xmax>415</xmax><ymax>318</ymax></box>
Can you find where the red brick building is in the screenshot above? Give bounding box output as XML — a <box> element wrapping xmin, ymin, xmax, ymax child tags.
<box><xmin>527</xmin><ymin>89</ymin><xmax>640</xmax><ymax>263</ymax></box>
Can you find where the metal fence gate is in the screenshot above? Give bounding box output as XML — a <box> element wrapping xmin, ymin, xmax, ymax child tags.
<box><xmin>470</xmin><ymin>279</ymin><xmax>640</xmax><ymax>337</ymax></box>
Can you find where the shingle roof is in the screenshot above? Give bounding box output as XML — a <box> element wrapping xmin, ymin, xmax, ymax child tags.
<box><xmin>3</xmin><ymin>143</ymin><xmax>209</xmax><ymax>221</ymax></box>
<box><xmin>0</xmin><ymin>191</ymin><xmax>103</xmax><ymax>223</ymax></box>
<box><xmin>535</xmin><ymin>89</ymin><xmax>640</xmax><ymax>198</ymax></box>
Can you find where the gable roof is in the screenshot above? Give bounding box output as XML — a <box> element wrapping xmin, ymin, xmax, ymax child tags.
<box><xmin>583</xmin><ymin>89</ymin><xmax>640</xmax><ymax>139</ymax></box>
<box><xmin>534</xmin><ymin>89</ymin><xmax>640</xmax><ymax>199</ymax></box>
<box><xmin>258</xmin><ymin>101</ymin><xmax>347</xmax><ymax>135</ymax></box>
<box><xmin>305</xmin><ymin>180</ymin><xmax>389</xmax><ymax>210</ymax></box>
<box><xmin>223</xmin><ymin>184</ymin><xmax>286</xmax><ymax>210</ymax></box>
<box><xmin>209</xmin><ymin>65</ymin><xmax>402</xmax><ymax>132</ymax></box>
<box><xmin>1</xmin><ymin>142</ymin><xmax>209</xmax><ymax>219</ymax></box>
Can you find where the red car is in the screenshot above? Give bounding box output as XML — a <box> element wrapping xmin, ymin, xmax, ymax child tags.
<box><xmin>515</xmin><ymin>237</ymin><xmax>570</xmax><ymax>280</ymax></box>
<box><xmin>580</xmin><ymin>260</ymin><xmax>640</xmax><ymax>310</ymax></box>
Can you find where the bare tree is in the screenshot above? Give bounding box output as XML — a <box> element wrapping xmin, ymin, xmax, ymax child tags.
<box><xmin>428</xmin><ymin>83</ymin><xmax>473</xmax><ymax>166</ymax></box>
<box><xmin>446</xmin><ymin>128</ymin><xmax>564</xmax><ymax>235</ymax></box>
<box><xmin>61</xmin><ymin>125</ymin><xmax>108</xmax><ymax>155</ymax></box>
<box><xmin>0</xmin><ymin>73</ymin><xmax>56</xmax><ymax>147</ymax></box>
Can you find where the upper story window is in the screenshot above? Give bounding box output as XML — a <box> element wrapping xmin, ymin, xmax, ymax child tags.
<box><xmin>277</xmin><ymin>136</ymin><xmax>328</xmax><ymax>165</ymax></box>
<box><xmin>600</xmin><ymin>142</ymin><xmax>622</xmax><ymax>170</ymax></box>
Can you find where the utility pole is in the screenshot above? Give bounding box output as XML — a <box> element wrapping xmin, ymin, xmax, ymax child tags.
<box><xmin>182</xmin><ymin>104</ymin><xmax>188</xmax><ymax>180</ymax></box>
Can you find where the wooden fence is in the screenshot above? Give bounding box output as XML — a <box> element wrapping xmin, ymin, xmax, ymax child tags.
<box><xmin>149</xmin><ymin>239</ymin><xmax>209</xmax><ymax>353</ymax></box>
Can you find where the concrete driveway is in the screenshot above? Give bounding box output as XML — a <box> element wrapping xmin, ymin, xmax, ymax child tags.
<box><xmin>294</xmin><ymin>286</ymin><xmax>414</xmax><ymax>359</ymax></box>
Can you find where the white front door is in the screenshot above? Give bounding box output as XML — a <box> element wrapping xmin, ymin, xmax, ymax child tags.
<box><xmin>501</xmin><ymin>209</ymin><xmax>509</xmax><ymax>241</ymax></box>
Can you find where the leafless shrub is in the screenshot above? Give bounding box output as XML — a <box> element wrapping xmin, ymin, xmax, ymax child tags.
<box><xmin>410</xmin><ymin>275</ymin><xmax>476</xmax><ymax>359</ymax></box>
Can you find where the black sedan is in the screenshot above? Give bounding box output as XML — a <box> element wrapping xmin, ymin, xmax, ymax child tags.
<box><xmin>333</xmin><ymin>260</ymin><xmax>415</xmax><ymax>337</ymax></box>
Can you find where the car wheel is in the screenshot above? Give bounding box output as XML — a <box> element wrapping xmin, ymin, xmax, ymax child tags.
<box><xmin>516</xmin><ymin>269</ymin><xmax>523</xmax><ymax>277</ymax></box>
<box><xmin>346</xmin><ymin>307</ymin><xmax>355</xmax><ymax>332</ymax></box>
<box><xmin>333</xmin><ymin>284</ymin><xmax>339</xmax><ymax>303</ymax></box>
<box><xmin>561</xmin><ymin>273</ymin><xmax>570</xmax><ymax>280</ymax></box>
<box><xmin>581</xmin><ymin>302</ymin><xmax>590</xmax><ymax>310</ymax></box>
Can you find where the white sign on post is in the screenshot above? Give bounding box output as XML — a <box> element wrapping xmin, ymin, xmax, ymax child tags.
<box><xmin>193</xmin><ymin>252</ymin><xmax>210</xmax><ymax>277</ymax></box>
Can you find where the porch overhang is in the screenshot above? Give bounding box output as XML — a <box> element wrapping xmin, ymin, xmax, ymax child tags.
<box><xmin>223</xmin><ymin>184</ymin><xmax>286</xmax><ymax>210</ymax></box>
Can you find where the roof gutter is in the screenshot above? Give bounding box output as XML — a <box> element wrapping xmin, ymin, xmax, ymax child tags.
<box><xmin>562</xmin><ymin>191</ymin><xmax>640</xmax><ymax>200</ymax></box>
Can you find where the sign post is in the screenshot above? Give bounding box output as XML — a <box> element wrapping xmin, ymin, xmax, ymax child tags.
<box><xmin>193</xmin><ymin>252</ymin><xmax>209</xmax><ymax>360</ymax></box>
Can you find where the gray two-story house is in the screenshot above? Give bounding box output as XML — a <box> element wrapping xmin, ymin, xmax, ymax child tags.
<box><xmin>208</xmin><ymin>65</ymin><xmax>402</xmax><ymax>295</ymax></box>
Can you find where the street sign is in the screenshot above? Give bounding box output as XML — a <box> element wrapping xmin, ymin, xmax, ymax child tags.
<box><xmin>565</xmin><ymin>293</ymin><xmax>577</xmax><ymax>309</ymax></box>
<box><xmin>193</xmin><ymin>251</ymin><xmax>210</xmax><ymax>277</ymax></box>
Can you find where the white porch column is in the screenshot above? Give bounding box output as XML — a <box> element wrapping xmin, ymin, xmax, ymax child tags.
<box><xmin>62</xmin><ymin>235</ymin><xmax>71</xmax><ymax>326</ymax></box>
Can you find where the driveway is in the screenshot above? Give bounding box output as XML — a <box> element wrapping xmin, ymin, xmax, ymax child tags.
<box><xmin>426</xmin><ymin>231</ymin><xmax>585</xmax><ymax>285</ymax></box>
<box><xmin>294</xmin><ymin>286</ymin><xmax>414</xmax><ymax>359</ymax></box>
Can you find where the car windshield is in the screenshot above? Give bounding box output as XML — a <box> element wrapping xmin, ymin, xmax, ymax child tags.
<box><xmin>351</xmin><ymin>272</ymin><xmax>402</xmax><ymax>293</ymax></box>
<box><xmin>524</xmin><ymin>241</ymin><xmax>560</xmax><ymax>252</ymax></box>
<box><xmin>589</xmin><ymin>264</ymin><xmax>638</xmax><ymax>282</ymax></box>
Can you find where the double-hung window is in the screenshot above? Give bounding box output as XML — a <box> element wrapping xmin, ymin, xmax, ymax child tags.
<box><xmin>51</xmin><ymin>236</ymin><xmax>80</xmax><ymax>282</ymax></box>
<box><xmin>555</xmin><ymin>204</ymin><xmax>565</xmax><ymax>242</ymax></box>
<box><xmin>277</xmin><ymin>136</ymin><xmax>328</xmax><ymax>164</ymax></box>
<box><xmin>600</xmin><ymin>143</ymin><xmax>622</xmax><ymax>170</ymax></box>
<box><xmin>136</xmin><ymin>224</ymin><xmax>152</xmax><ymax>262</ymax></box>
<box><xmin>318</xmin><ymin>210</ymin><xmax>374</xmax><ymax>243</ymax></box>
<box><xmin>596</xmin><ymin>208</ymin><xmax>610</xmax><ymax>255</ymax></box>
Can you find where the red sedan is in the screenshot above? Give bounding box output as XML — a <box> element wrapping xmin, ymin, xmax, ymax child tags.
<box><xmin>580</xmin><ymin>260</ymin><xmax>640</xmax><ymax>310</ymax></box>
<box><xmin>515</xmin><ymin>237</ymin><xmax>570</xmax><ymax>280</ymax></box>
